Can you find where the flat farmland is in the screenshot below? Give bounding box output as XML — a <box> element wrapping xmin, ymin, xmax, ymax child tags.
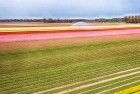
<box><xmin>0</xmin><ymin>23</ymin><xmax>140</xmax><ymax>94</ymax></box>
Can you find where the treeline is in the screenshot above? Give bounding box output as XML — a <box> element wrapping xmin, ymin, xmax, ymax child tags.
<box><xmin>0</xmin><ymin>16</ymin><xmax>139</xmax><ymax>23</ymax></box>
<box><xmin>0</xmin><ymin>18</ymin><xmax>124</xmax><ymax>23</ymax></box>
<box><xmin>124</xmin><ymin>15</ymin><xmax>140</xmax><ymax>23</ymax></box>
<box><xmin>93</xmin><ymin>18</ymin><xmax>124</xmax><ymax>23</ymax></box>
<box><xmin>0</xmin><ymin>18</ymin><xmax>88</xmax><ymax>23</ymax></box>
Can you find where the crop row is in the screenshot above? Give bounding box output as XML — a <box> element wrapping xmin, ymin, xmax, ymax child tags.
<box><xmin>0</xmin><ymin>40</ymin><xmax>139</xmax><ymax>94</ymax></box>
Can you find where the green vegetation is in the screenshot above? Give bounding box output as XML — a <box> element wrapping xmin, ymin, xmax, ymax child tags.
<box><xmin>0</xmin><ymin>40</ymin><xmax>140</xmax><ymax>94</ymax></box>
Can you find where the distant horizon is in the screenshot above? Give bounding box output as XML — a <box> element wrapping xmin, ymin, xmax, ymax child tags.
<box><xmin>0</xmin><ymin>13</ymin><xmax>140</xmax><ymax>19</ymax></box>
<box><xmin>0</xmin><ymin>14</ymin><xmax>139</xmax><ymax>20</ymax></box>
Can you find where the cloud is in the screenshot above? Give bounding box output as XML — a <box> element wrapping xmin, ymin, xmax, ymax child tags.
<box><xmin>0</xmin><ymin>0</ymin><xmax>139</xmax><ymax>18</ymax></box>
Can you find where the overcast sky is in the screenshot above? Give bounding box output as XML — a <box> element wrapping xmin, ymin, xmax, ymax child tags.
<box><xmin>0</xmin><ymin>0</ymin><xmax>140</xmax><ymax>19</ymax></box>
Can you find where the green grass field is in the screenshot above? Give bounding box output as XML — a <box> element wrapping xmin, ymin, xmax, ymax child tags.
<box><xmin>0</xmin><ymin>40</ymin><xmax>140</xmax><ymax>94</ymax></box>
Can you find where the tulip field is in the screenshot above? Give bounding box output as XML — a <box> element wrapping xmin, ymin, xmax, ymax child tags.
<box><xmin>0</xmin><ymin>24</ymin><xmax>140</xmax><ymax>94</ymax></box>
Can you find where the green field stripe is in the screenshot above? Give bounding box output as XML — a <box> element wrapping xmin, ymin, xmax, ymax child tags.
<box><xmin>5</xmin><ymin>64</ymin><xmax>140</xmax><ymax>94</ymax></box>
<box><xmin>96</xmin><ymin>80</ymin><xmax>140</xmax><ymax>94</ymax></box>
<box><xmin>0</xmin><ymin>40</ymin><xmax>139</xmax><ymax>94</ymax></box>
<box><xmin>39</xmin><ymin>67</ymin><xmax>140</xmax><ymax>94</ymax></box>
<box><xmin>0</xmin><ymin>41</ymin><xmax>138</xmax><ymax>74</ymax></box>
<box><xmin>1</xmin><ymin>57</ymin><xmax>140</xmax><ymax>93</ymax></box>
<box><xmin>0</xmin><ymin>51</ymin><xmax>139</xmax><ymax>81</ymax></box>
<box><xmin>1</xmin><ymin>41</ymin><xmax>139</xmax><ymax>78</ymax></box>
<box><xmin>0</xmin><ymin>54</ymin><xmax>139</xmax><ymax>92</ymax></box>
<box><xmin>23</xmin><ymin>65</ymin><xmax>140</xmax><ymax>94</ymax></box>
<box><xmin>79</xmin><ymin>75</ymin><xmax>140</xmax><ymax>94</ymax></box>
<box><xmin>30</xmin><ymin>68</ymin><xmax>139</xmax><ymax>93</ymax></box>
<box><xmin>68</xmin><ymin>75</ymin><xmax>140</xmax><ymax>94</ymax></box>
<box><xmin>2</xmin><ymin>59</ymin><xmax>138</xmax><ymax>86</ymax></box>
<box><xmin>1</xmin><ymin>58</ymin><xmax>137</xmax><ymax>93</ymax></box>
<box><xmin>1</xmin><ymin>63</ymin><xmax>140</xmax><ymax>93</ymax></box>
<box><xmin>0</xmin><ymin>54</ymin><xmax>127</xmax><ymax>80</ymax></box>
<box><xmin>0</xmin><ymin>61</ymin><xmax>125</xmax><ymax>85</ymax></box>
<box><xmin>0</xmin><ymin>44</ymin><xmax>139</xmax><ymax>81</ymax></box>
<box><xmin>0</xmin><ymin>55</ymin><xmax>139</xmax><ymax>84</ymax></box>
<box><xmin>98</xmin><ymin>80</ymin><xmax>140</xmax><ymax>94</ymax></box>
<box><xmin>1</xmin><ymin>54</ymin><xmax>138</xmax><ymax>83</ymax></box>
<box><xmin>41</xmin><ymin>68</ymin><xmax>140</xmax><ymax>94</ymax></box>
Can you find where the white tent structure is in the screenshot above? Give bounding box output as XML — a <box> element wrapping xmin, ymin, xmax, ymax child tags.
<box><xmin>72</xmin><ymin>22</ymin><xmax>90</xmax><ymax>26</ymax></box>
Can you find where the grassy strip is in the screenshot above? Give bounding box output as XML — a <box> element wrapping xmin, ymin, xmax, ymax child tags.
<box><xmin>0</xmin><ymin>40</ymin><xmax>139</xmax><ymax>94</ymax></box>
<box><xmin>66</xmin><ymin>75</ymin><xmax>140</xmax><ymax>94</ymax></box>
<box><xmin>80</xmin><ymin>76</ymin><xmax>140</xmax><ymax>94</ymax></box>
